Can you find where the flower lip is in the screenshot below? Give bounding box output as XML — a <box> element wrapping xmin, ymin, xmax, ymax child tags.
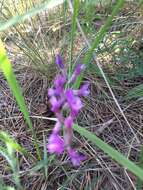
<box><xmin>54</xmin><ymin>74</ymin><xmax>66</xmax><ymax>89</ymax></box>
<box><xmin>78</xmin><ymin>83</ymin><xmax>90</xmax><ymax>96</ymax></box>
<box><xmin>65</xmin><ymin>89</ymin><xmax>83</xmax><ymax>116</ymax></box>
<box><xmin>47</xmin><ymin>133</ymin><xmax>64</xmax><ymax>155</ymax></box>
<box><xmin>75</xmin><ymin>64</ymin><xmax>85</xmax><ymax>75</ymax></box>
<box><xmin>68</xmin><ymin>64</ymin><xmax>85</xmax><ymax>84</ymax></box>
<box><xmin>50</xmin><ymin>96</ymin><xmax>61</xmax><ymax>112</ymax></box>
<box><xmin>68</xmin><ymin>149</ymin><xmax>86</xmax><ymax>166</ymax></box>
<box><xmin>48</xmin><ymin>88</ymin><xmax>55</xmax><ymax>97</ymax></box>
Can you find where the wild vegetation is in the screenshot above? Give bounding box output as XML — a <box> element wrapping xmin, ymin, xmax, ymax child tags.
<box><xmin>0</xmin><ymin>0</ymin><xmax>143</xmax><ymax>189</ymax></box>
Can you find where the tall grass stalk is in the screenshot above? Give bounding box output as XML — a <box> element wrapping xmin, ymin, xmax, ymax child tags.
<box><xmin>74</xmin><ymin>0</ymin><xmax>125</xmax><ymax>89</ymax></box>
<box><xmin>0</xmin><ymin>40</ymin><xmax>41</xmax><ymax>159</ymax></box>
<box><xmin>68</xmin><ymin>0</ymin><xmax>79</xmax><ymax>76</ymax></box>
<box><xmin>74</xmin><ymin>124</ymin><xmax>143</xmax><ymax>181</ymax></box>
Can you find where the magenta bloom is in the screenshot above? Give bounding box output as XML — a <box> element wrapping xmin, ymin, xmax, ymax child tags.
<box><xmin>64</xmin><ymin>115</ymin><xmax>73</xmax><ymax>128</ymax></box>
<box><xmin>69</xmin><ymin>64</ymin><xmax>85</xmax><ymax>83</ymax></box>
<box><xmin>75</xmin><ymin>64</ymin><xmax>85</xmax><ymax>75</ymax></box>
<box><xmin>65</xmin><ymin>89</ymin><xmax>83</xmax><ymax>116</ymax></box>
<box><xmin>53</xmin><ymin>121</ymin><xmax>61</xmax><ymax>133</ymax></box>
<box><xmin>77</xmin><ymin>83</ymin><xmax>90</xmax><ymax>96</ymax></box>
<box><xmin>68</xmin><ymin>149</ymin><xmax>86</xmax><ymax>166</ymax></box>
<box><xmin>48</xmin><ymin>88</ymin><xmax>55</xmax><ymax>97</ymax></box>
<box><xmin>47</xmin><ymin>133</ymin><xmax>64</xmax><ymax>155</ymax></box>
<box><xmin>47</xmin><ymin>54</ymin><xmax>90</xmax><ymax>166</ymax></box>
<box><xmin>49</xmin><ymin>96</ymin><xmax>60</xmax><ymax>112</ymax></box>
<box><xmin>56</xmin><ymin>54</ymin><xmax>64</xmax><ymax>69</ymax></box>
<box><xmin>54</xmin><ymin>74</ymin><xmax>66</xmax><ymax>88</ymax></box>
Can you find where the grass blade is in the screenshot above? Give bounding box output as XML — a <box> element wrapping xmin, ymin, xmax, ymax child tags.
<box><xmin>68</xmin><ymin>0</ymin><xmax>80</xmax><ymax>75</ymax></box>
<box><xmin>74</xmin><ymin>0</ymin><xmax>125</xmax><ymax>88</ymax></box>
<box><xmin>73</xmin><ymin>124</ymin><xmax>143</xmax><ymax>181</ymax></box>
<box><xmin>0</xmin><ymin>0</ymin><xmax>65</xmax><ymax>32</ymax></box>
<box><xmin>125</xmin><ymin>84</ymin><xmax>143</xmax><ymax>100</ymax></box>
<box><xmin>0</xmin><ymin>40</ymin><xmax>41</xmax><ymax>159</ymax></box>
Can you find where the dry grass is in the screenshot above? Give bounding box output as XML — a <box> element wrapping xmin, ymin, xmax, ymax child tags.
<box><xmin>0</xmin><ymin>1</ymin><xmax>143</xmax><ymax>189</ymax></box>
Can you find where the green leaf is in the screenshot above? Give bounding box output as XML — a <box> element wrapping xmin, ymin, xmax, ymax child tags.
<box><xmin>74</xmin><ymin>0</ymin><xmax>125</xmax><ymax>89</ymax></box>
<box><xmin>43</xmin><ymin>134</ymin><xmax>48</xmax><ymax>178</ymax></box>
<box><xmin>0</xmin><ymin>40</ymin><xmax>40</xmax><ymax>159</ymax></box>
<box><xmin>69</xmin><ymin>0</ymin><xmax>80</xmax><ymax>75</ymax></box>
<box><xmin>73</xmin><ymin>124</ymin><xmax>143</xmax><ymax>181</ymax></box>
<box><xmin>0</xmin><ymin>131</ymin><xmax>33</xmax><ymax>160</ymax></box>
<box><xmin>125</xmin><ymin>84</ymin><xmax>143</xmax><ymax>100</ymax></box>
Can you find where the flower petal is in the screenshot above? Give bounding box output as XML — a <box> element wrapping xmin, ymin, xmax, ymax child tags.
<box><xmin>48</xmin><ymin>88</ymin><xmax>55</xmax><ymax>97</ymax></box>
<box><xmin>47</xmin><ymin>133</ymin><xmax>64</xmax><ymax>155</ymax></box>
<box><xmin>56</xmin><ymin>54</ymin><xmax>64</xmax><ymax>69</ymax></box>
<box><xmin>68</xmin><ymin>149</ymin><xmax>86</xmax><ymax>166</ymax></box>
<box><xmin>75</xmin><ymin>64</ymin><xmax>85</xmax><ymax>75</ymax></box>
<box><xmin>68</xmin><ymin>64</ymin><xmax>85</xmax><ymax>83</ymax></box>
<box><xmin>65</xmin><ymin>89</ymin><xmax>83</xmax><ymax>116</ymax></box>
<box><xmin>78</xmin><ymin>83</ymin><xmax>90</xmax><ymax>96</ymax></box>
<box><xmin>53</xmin><ymin>121</ymin><xmax>61</xmax><ymax>133</ymax></box>
<box><xmin>49</xmin><ymin>96</ymin><xmax>60</xmax><ymax>112</ymax></box>
<box><xmin>64</xmin><ymin>115</ymin><xmax>73</xmax><ymax>128</ymax></box>
<box><xmin>54</xmin><ymin>74</ymin><xmax>66</xmax><ymax>88</ymax></box>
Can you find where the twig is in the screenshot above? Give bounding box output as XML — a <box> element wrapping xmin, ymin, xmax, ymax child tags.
<box><xmin>0</xmin><ymin>115</ymin><xmax>57</xmax><ymax>122</ymax></box>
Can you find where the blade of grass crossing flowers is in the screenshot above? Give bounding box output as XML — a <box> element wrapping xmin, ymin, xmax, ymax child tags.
<box><xmin>0</xmin><ymin>40</ymin><xmax>41</xmax><ymax>160</ymax></box>
<box><xmin>73</xmin><ymin>124</ymin><xmax>143</xmax><ymax>181</ymax></box>
<box><xmin>74</xmin><ymin>0</ymin><xmax>125</xmax><ymax>89</ymax></box>
<box><xmin>0</xmin><ymin>0</ymin><xmax>65</xmax><ymax>32</ymax></box>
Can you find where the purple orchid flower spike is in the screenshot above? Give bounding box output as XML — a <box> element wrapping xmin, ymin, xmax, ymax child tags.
<box><xmin>56</xmin><ymin>54</ymin><xmax>64</xmax><ymax>69</ymax></box>
<box><xmin>47</xmin><ymin>55</ymin><xmax>90</xmax><ymax>166</ymax></box>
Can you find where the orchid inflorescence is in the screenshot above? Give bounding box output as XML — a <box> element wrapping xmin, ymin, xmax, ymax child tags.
<box><xmin>47</xmin><ymin>54</ymin><xmax>90</xmax><ymax>166</ymax></box>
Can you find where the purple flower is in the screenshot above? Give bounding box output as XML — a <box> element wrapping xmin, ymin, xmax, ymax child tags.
<box><xmin>54</xmin><ymin>74</ymin><xmax>66</xmax><ymax>87</ymax></box>
<box><xmin>68</xmin><ymin>149</ymin><xmax>86</xmax><ymax>166</ymax></box>
<box><xmin>53</xmin><ymin>121</ymin><xmax>61</xmax><ymax>133</ymax></box>
<box><xmin>75</xmin><ymin>64</ymin><xmax>85</xmax><ymax>75</ymax></box>
<box><xmin>65</xmin><ymin>89</ymin><xmax>83</xmax><ymax>116</ymax></box>
<box><xmin>74</xmin><ymin>83</ymin><xmax>90</xmax><ymax>96</ymax></box>
<box><xmin>47</xmin><ymin>55</ymin><xmax>90</xmax><ymax>166</ymax></box>
<box><xmin>54</xmin><ymin>74</ymin><xmax>66</xmax><ymax>94</ymax></box>
<box><xmin>64</xmin><ymin>115</ymin><xmax>73</xmax><ymax>128</ymax></box>
<box><xmin>49</xmin><ymin>96</ymin><xmax>61</xmax><ymax>112</ymax></box>
<box><xmin>68</xmin><ymin>64</ymin><xmax>85</xmax><ymax>83</ymax></box>
<box><xmin>47</xmin><ymin>133</ymin><xmax>64</xmax><ymax>155</ymax></box>
<box><xmin>48</xmin><ymin>88</ymin><xmax>55</xmax><ymax>97</ymax></box>
<box><xmin>56</xmin><ymin>54</ymin><xmax>64</xmax><ymax>69</ymax></box>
